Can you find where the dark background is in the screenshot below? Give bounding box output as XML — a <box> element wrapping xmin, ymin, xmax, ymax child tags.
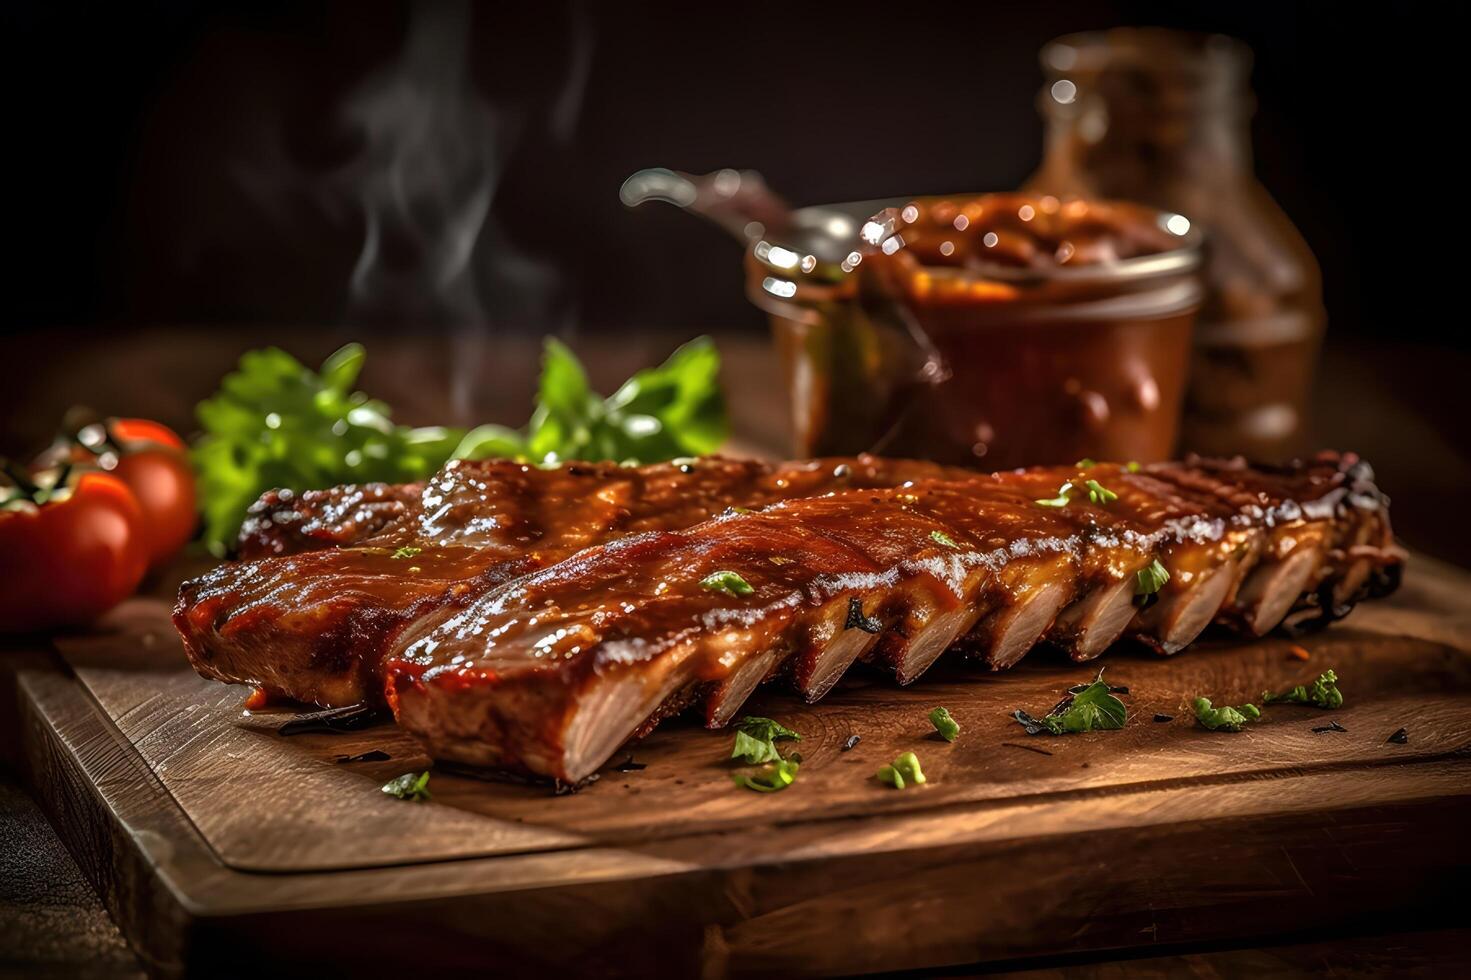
<box><xmin>0</xmin><ymin>1</ymin><xmax>1448</xmax><ymax>343</ymax></box>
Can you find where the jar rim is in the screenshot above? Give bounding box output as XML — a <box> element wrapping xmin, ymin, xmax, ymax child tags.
<box><xmin>748</xmin><ymin>195</ymin><xmax>1205</xmax><ymax>288</ymax></box>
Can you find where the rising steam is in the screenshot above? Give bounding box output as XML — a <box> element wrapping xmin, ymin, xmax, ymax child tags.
<box><xmin>236</xmin><ymin>0</ymin><xmax>594</xmax><ymax>420</ymax></box>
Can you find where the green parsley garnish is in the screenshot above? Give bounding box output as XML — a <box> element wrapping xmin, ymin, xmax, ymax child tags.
<box><xmin>700</xmin><ymin>570</ymin><xmax>754</xmax><ymax>596</ymax></box>
<box><xmin>1075</xmin><ymin>458</ymin><xmax>1097</xmax><ymax>469</ymax></box>
<box><xmin>732</xmin><ymin>758</ymin><xmax>799</xmax><ymax>792</ymax></box>
<box><xmin>381</xmin><ymin>771</ymin><xmax>432</xmax><ymax>801</ymax></box>
<box><xmin>1134</xmin><ymin>559</ymin><xmax>1170</xmax><ymax>607</ymax></box>
<box><xmin>1126</xmin><ymin>461</ymin><xmax>1142</xmax><ymax>473</ymax></box>
<box><xmin>1262</xmin><ymin>669</ymin><xmax>1343</xmax><ymax>709</ymax></box>
<box><xmin>876</xmin><ymin>751</ymin><xmax>926</xmax><ymax>789</ymax></box>
<box><xmin>736</xmin><ymin>716</ymin><xmax>801</xmax><ymax>743</ymax></box>
<box><xmin>1084</xmin><ymin>479</ymin><xmax>1118</xmax><ymax>505</ymax></box>
<box><xmin>930</xmin><ymin>530</ymin><xmax>961</xmax><ymax>549</ymax></box>
<box><xmin>1035</xmin><ymin>482</ymin><xmax>1074</xmax><ymax>508</ymax></box>
<box><xmin>731</xmin><ymin>731</ymin><xmax>781</xmax><ymax>764</ymax></box>
<box><xmin>730</xmin><ymin>716</ymin><xmax>801</xmax><ymax>764</ymax></box>
<box><xmin>192</xmin><ymin>337</ymin><xmax>727</xmax><ymax>555</ymax></box>
<box><xmin>391</xmin><ymin>546</ymin><xmax>422</xmax><ymax>560</ymax></box>
<box><xmin>1014</xmin><ymin>668</ymin><xmax>1127</xmax><ymax>735</ymax></box>
<box><xmin>929</xmin><ymin>706</ymin><xmax>960</xmax><ymax>742</ymax></box>
<box><xmin>1192</xmin><ymin>697</ymin><xmax>1262</xmax><ymax>732</ymax></box>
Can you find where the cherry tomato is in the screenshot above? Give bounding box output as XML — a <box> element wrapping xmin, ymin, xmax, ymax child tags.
<box><xmin>0</xmin><ymin>468</ymin><xmax>149</xmax><ymax>633</ymax></box>
<box><xmin>38</xmin><ymin>415</ymin><xmax>197</xmax><ymax>569</ymax></box>
<box><xmin>103</xmin><ymin>419</ymin><xmax>197</xmax><ymax>567</ymax></box>
<box><xmin>108</xmin><ymin>418</ymin><xmax>187</xmax><ymax>453</ymax></box>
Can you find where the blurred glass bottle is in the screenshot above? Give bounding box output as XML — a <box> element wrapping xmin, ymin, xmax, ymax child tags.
<box><xmin>1027</xmin><ymin>29</ymin><xmax>1324</xmax><ymax>461</ymax></box>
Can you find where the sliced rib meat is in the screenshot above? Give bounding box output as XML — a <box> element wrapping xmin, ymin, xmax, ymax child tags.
<box><xmin>176</xmin><ymin>455</ymin><xmax>973</xmax><ymax>706</ymax></box>
<box><xmin>380</xmin><ymin>452</ymin><xmax>1399</xmax><ymax>782</ymax></box>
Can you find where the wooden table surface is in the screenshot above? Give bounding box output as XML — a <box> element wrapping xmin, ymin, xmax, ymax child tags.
<box><xmin>2</xmin><ymin>325</ymin><xmax>1468</xmax><ymax>977</ymax></box>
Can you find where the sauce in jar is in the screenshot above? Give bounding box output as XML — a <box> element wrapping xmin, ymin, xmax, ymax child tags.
<box><xmin>749</xmin><ymin>192</ymin><xmax>1203</xmax><ymax>469</ymax></box>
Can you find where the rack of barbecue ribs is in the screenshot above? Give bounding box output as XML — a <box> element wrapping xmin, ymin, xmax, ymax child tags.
<box><xmin>175</xmin><ymin>452</ymin><xmax>1403</xmax><ymax>783</ymax></box>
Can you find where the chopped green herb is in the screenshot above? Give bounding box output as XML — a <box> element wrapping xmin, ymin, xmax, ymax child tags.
<box><xmin>1084</xmin><ymin>479</ymin><xmax>1118</xmax><ymax>505</ymax></box>
<box><xmin>391</xmin><ymin>546</ymin><xmax>422</xmax><ymax>560</ymax></box>
<box><xmin>1192</xmin><ymin>697</ymin><xmax>1261</xmax><ymax>732</ymax></box>
<box><xmin>1035</xmin><ymin>482</ymin><xmax>1074</xmax><ymax>508</ymax></box>
<box><xmin>732</xmin><ymin>758</ymin><xmax>799</xmax><ymax>792</ymax></box>
<box><xmin>930</xmin><ymin>529</ymin><xmax>961</xmax><ymax>549</ymax></box>
<box><xmin>1075</xmin><ymin>458</ymin><xmax>1097</xmax><ymax>469</ymax></box>
<box><xmin>1014</xmin><ymin>668</ymin><xmax>1127</xmax><ymax>735</ymax></box>
<box><xmin>700</xmin><ymin>570</ymin><xmax>754</xmax><ymax>596</ymax></box>
<box><xmin>381</xmin><ymin>771</ymin><xmax>432</xmax><ymax>801</ymax></box>
<box><xmin>1134</xmin><ymin>559</ymin><xmax>1170</xmax><ymax>607</ymax></box>
<box><xmin>877</xmin><ymin>751</ymin><xmax>926</xmax><ymax>789</ymax></box>
<box><xmin>731</xmin><ymin>730</ymin><xmax>782</xmax><ymax>764</ymax></box>
<box><xmin>929</xmin><ymin>706</ymin><xmax>960</xmax><ymax>742</ymax></box>
<box><xmin>730</xmin><ymin>715</ymin><xmax>800</xmax><ymax>765</ymax></box>
<box><xmin>844</xmin><ymin>596</ymin><xmax>883</xmax><ymax>634</ymax></box>
<box><xmin>1126</xmin><ymin>461</ymin><xmax>1142</xmax><ymax>472</ymax></box>
<box><xmin>736</xmin><ymin>716</ymin><xmax>802</xmax><ymax>744</ymax></box>
<box><xmin>1263</xmin><ymin>669</ymin><xmax>1343</xmax><ymax>709</ymax></box>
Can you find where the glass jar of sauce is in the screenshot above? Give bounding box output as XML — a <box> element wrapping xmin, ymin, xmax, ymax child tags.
<box><xmin>1028</xmin><ymin>29</ymin><xmax>1326</xmax><ymax>462</ymax></box>
<box><xmin>747</xmin><ymin>193</ymin><xmax>1203</xmax><ymax>469</ymax></box>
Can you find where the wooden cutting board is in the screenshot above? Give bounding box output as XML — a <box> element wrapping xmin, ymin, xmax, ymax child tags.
<box><xmin>14</xmin><ymin>554</ymin><xmax>1471</xmax><ymax>978</ymax></box>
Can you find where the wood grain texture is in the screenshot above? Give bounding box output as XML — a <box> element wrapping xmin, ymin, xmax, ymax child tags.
<box><xmin>15</xmin><ymin>554</ymin><xmax>1471</xmax><ymax>977</ymax></box>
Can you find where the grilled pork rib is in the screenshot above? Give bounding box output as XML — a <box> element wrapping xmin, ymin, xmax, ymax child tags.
<box><xmin>175</xmin><ymin>452</ymin><xmax>1400</xmax><ymax>784</ymax></box>
<box><xmin>237</xmin><ymin>482</ymin><xmax>423</xmax><ymax>559</ymax></box>
<box><xmin>376</xmin><ymin>450</ymin><xmax>1388</xmax><ymax>776</ymax></box>
<box><xmin>381</xmin><ymin>453</ymin><xmax>1399</xmax><ymax>782</ymax></box>
<box><xmin>176</xmin><ymin>455</ymin><xmax>972</xmax><ymax>705</ymax></box>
